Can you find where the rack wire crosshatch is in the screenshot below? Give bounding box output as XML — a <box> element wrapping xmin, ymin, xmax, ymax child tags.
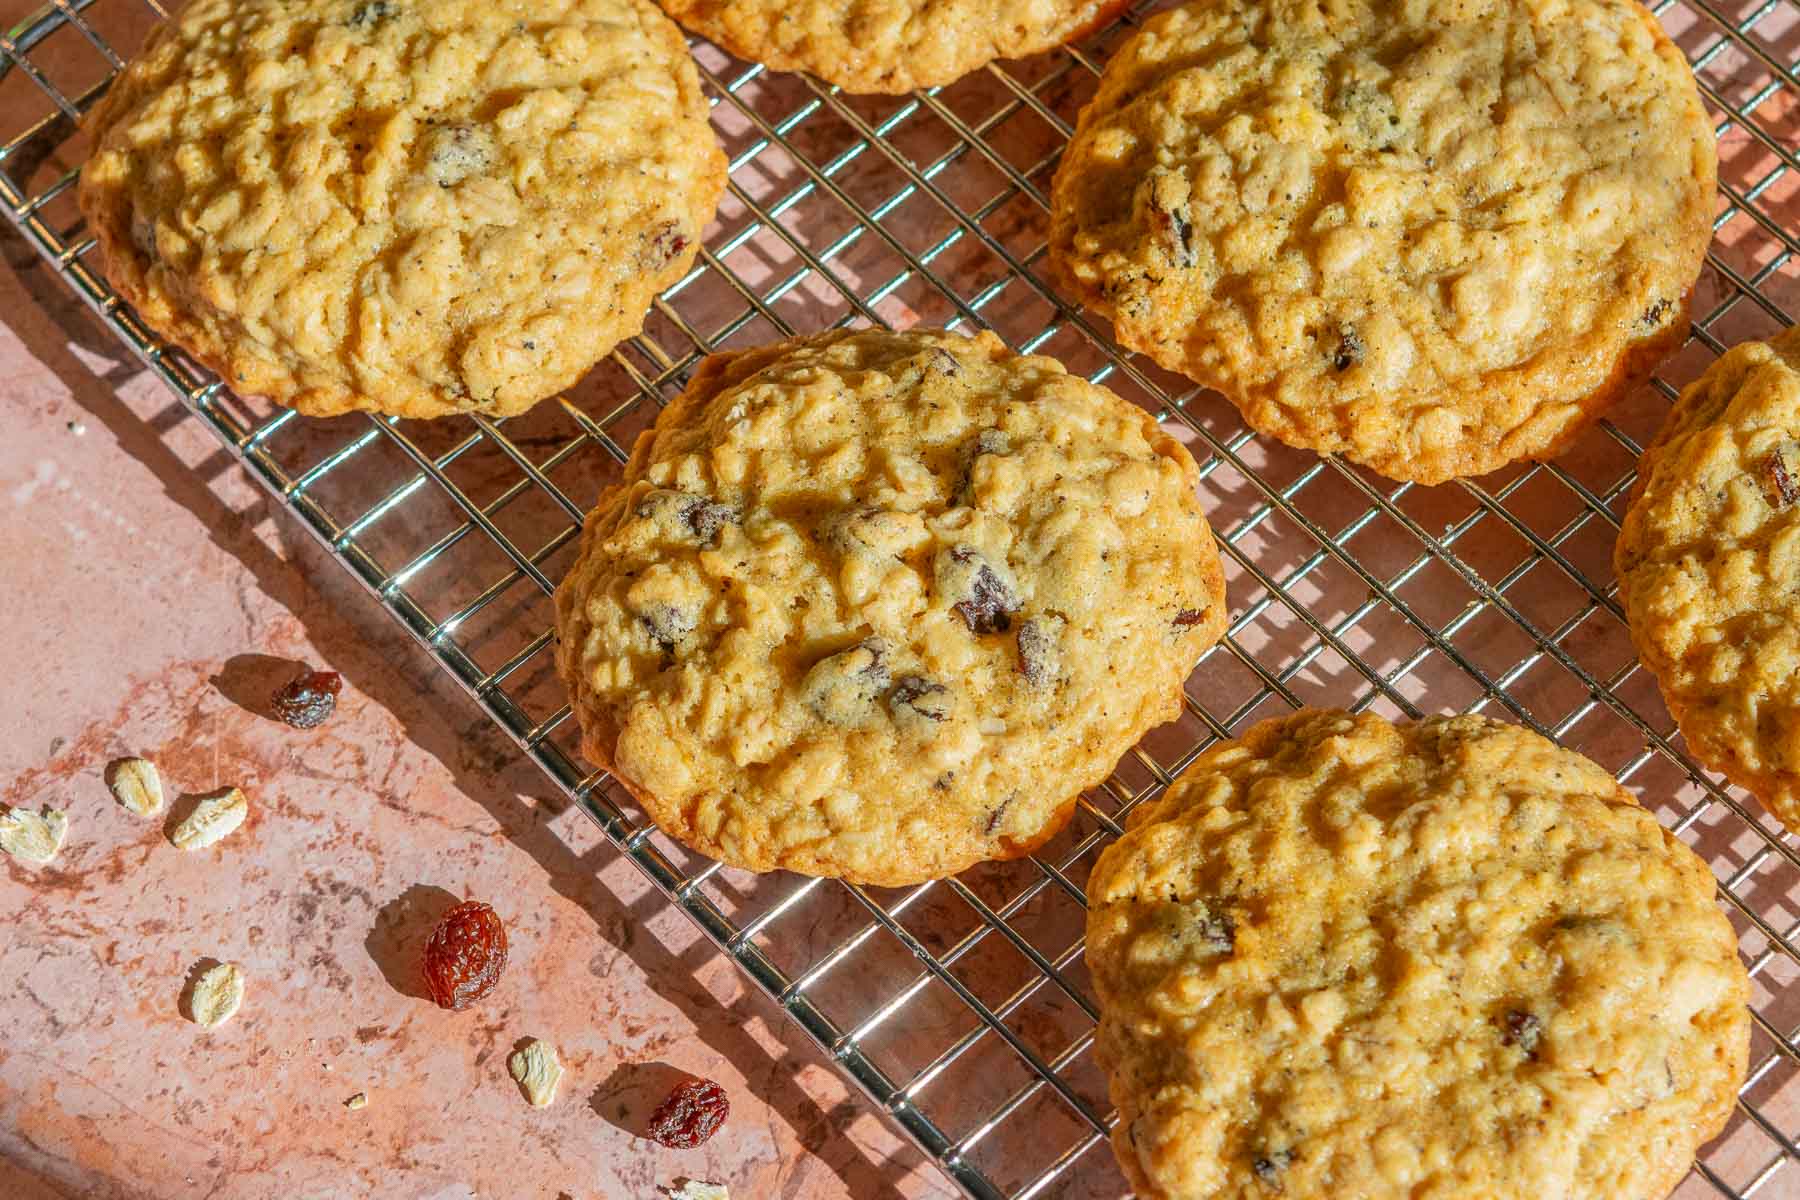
<box><xmin>4</xmin><ymin>0</ymin><xmax>1800</xmax><ymax>1195</ymax></box>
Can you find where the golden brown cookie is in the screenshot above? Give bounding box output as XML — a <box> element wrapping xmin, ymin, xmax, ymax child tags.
<box><xmin>1617</xmin><ymin>325</ymin><xmax>1800</xmax><ymax>835</ymax></box>
<box><xmin>553</xmin><ymin>328</ymin><xmax>1228</xmax><ymax>885</ymax></box>
<box><xmin>660</xmin><ymin>0</ymin><xmax>1130</xmax><ymax>94</ymax></box>
<box><xmin>1087</xmin><ymin>709</ymin><xmax>1748</xmax><ymax>1200</ymax></box>
<box><xmin>79</xmin><ymin>0</ymin><xmax>725</xmax><ymax>419</ymax></box>
<box><xmin>1050</xmin><ymin>0</ymin><xmax>1715</xmax><ymax>483</ymax></box>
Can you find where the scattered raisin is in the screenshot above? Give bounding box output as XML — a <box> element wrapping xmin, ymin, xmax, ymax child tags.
<box><xmin>636</xmin><ymin>490</ymin><xmax>738</xmax><ymax>544</ymax></box>
<box><xmin>1144</xmin><ymin>168</ymin><xmax>1199</xmax><ymax>268</ymax></box>
<box><xmin>648</xmin><ymin>1078</ymin><xmax>730</xmax><ymax>1149</ymax></box>
<box><xmin>1766</xmin><ymin>449</ymin><xmax>1799</xmax><ymax>508</ymax></box>
<box><xmin>1252</xmin><ymin>1149</ymin><xmax>1292</xmax><ymax>1188</ymax></box>
<box><xmin>1638</xmin><ymin>297</ymin><xmax>1672</xmax><ymax>331</ymax></box>
<box><xmin>1172</xmin><ymin>607</ymin><xmax>1211</xmax><ymax>629</ymax></box>
<box><xmin>819</xmin><ymin>506</ymin><xmax>882</xmax><ymax>555</ymax></box>
<box><xmin>348</xmin><ymin>0</ymin><xmax>393</xmax><ymax>27</ymax></box>
<box><xmin>640</xmin><ymin>604</ymin><xmax>696</xmax><ymax>655</ymax></box>
<box><xmin>1149</xmin><ymin>196</ymin><xmax>1197</xmax><ymax>268</ymax></box>
<box><xmin>643</xmin><ymin>221</ymin><xmax>692</xmax><ymax>268</ymax></box>
<box><xmin>1016</xmin><ymin>617</ymin><xmax>1062</xmax><ymax>686</ymax></box>
<box><xmin>421</xmin><ymin>900</ymin><xmax>508</xmax><ymax>1011</ymax></box>
<box><xmin>682</xmin><ymin>499</ymin><xmax>738</xmax><ymax>542</ymax></box>
<box><xmin>1500</xmin><ymin>1009</ymin><xmax>1542</xmax><ymax>1058</ymax></box>
<box><xmin>1196</xmin><ymin>909</ymin><xmax>1235</xmax><ymax>954</ymax></box>
<box><xmin>957</xmin><ymin>430</ymin><xmax>1011</xmax><ymax>503</ymax></box>
<box><xmin>944</xmin><ymin>546</ymin><xmax>1020</xmax><ymax>635</ymax></box>
<box><xmin>984</xmin><ymin>792</ymin><xmax>1017</xmax><ymax>836</ymax></box>
<box><xmin>1332</xmin><ymin>326</ymin><xmax>1364</xmax><ymax>371</ymax></box>
<box><xmin>271</xmin><ymin>669</ymin><xmax>343</xmax><ymax>729</ymax></box>
<box><xmin>889</xmin><ymin>675</ymin><xmax>951</xmax><ymax>723</ymax></box>
<box><xmin>802</xmin><ymin>640</ymin><xmax>891</xmax><ymax>725</ymax></box>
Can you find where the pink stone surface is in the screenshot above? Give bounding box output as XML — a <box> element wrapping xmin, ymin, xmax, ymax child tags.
<box><xmin>6</xmin><ymin>1</ymin><xmax>1800</xmax><ymax>1197</ymax></box>
<box><xmin>0</xmin><ymin>6</ymin><xmax>954</xmax><ymax>1188</ymax></box>
<box><xmin>0</xmin><ymin>255</ymin><xmax>956</xmax><ymax>1198</ymax></box>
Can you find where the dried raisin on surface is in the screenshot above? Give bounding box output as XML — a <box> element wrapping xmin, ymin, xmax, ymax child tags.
<box><xmin>1252</xmin><ymin>1148</ymin><xmax>1292</xmax><ymax>1187</ymax></box>
<box><xmin>272</xmin><ymin>669</ymin><xmax>343</xmax><ymax>729</ymax></box>
<box><xmin>1016</xmin><ymin>616</ymin><xmax>1063</xmax><ymax>686</ymax></box>
<box><xmin>1147</xmin><ymin>191</ymin><xmax>1197</xmax><ymax>267</ymax></box>
<box><xmin>802</xmin><ymin>640</ymin><xmax>891</xmax><ymax>725</ymax></box>
<box><xmin>682</xmin><ymin>499</ymin><xmax>738</xmax><ymax>542</ymax></box>
<box><xmin>642</xmin><ymin>221</ymin><xmax>692</xmax><ymax>268</ymax></box>
<box><xmin>1766</xmin><ymin>450</ymin><xmax>1799</xmax><ymax>508</ymax></box>
<box><xmin>944</xmin><ymin>546</ymin><xmax>1020</xmax><ymax>635</ymax></box>
<box><xmin>957</xmin><ymin>429</ymin><xmax>1012</xmax><ymax>502</ymax></box>
<box><xmin>348</xmin><ymin>0</ymin><xmax>394</xmax><ymax>27</ymax></box>
<box><xmin>422</xmin><ymin>900</ymin><xmax>508</xmax><ymax>1011</ymax></box>
<box><xmin>636</xmin><ymin>490</ymin><xmax>738</xmax><ymax>543</ymax></box>
<box><xmin>1500</xmin><ymin>1009</ymin><xmax>1542</xmax><ymax>1057</ymax></box>
<box><xmin>889</xmin><ymin>675</ymin><xmax>951</xmax><ymax>723</ymax></box>
<box><xmin>640</xmin><ymin>603</ymin><xmax>698</xmax><ymax>654</ymax></box>
<box><xmin>1195</xmin><ymin>911</ymin><xmax>1235</xmax><ymax>954</ymax></box>
<box><xmin>1172</xmin><ymin>607</ymin><xmax>1211</xmax><ymax>629</ymax></box>
<box><xmin>648</xmin><ymin>1079</ymin><xmax>730</xmax><ymax>1149</ymax></box>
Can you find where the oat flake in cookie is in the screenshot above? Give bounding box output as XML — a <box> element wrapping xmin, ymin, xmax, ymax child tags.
<box><xmin>78</xmin><ymin>0</ymin><xmax>725</xmax><ymax>420</ymax></box>
<box><xmin>661</xmin><ymin>0</ymin><xmax>1130</xmax><ymax>94</ymax></box>
<box><xmin>1086</xmin><ymin>709</ymin><xmax>1748</xmax><ymax>1200</ymax></box>
<box><xmin>553</xmin><ymin>328</ymin><xmax>1228</xmax><ymax>885</ymax></box>
<box><xmin>1618</xmin><ymin>326</ymin><xmax>1800</xmax><ymax>837</ymax></box>
<box><xmin>1049</xmin><ymin>0</ymin><xmax>1715</xmax><ymax>483</ymax></box>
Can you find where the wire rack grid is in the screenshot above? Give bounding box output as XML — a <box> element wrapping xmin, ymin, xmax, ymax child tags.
<box><xmin>4</xmin><ymin>0</ymin><xmax>1800</xmax><ymax>1196</ymax></box>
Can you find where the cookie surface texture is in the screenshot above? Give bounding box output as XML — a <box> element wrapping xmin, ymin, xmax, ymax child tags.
<box><xmin>660</xmin><ymin>0</ymin><xmax>1130</xmax><ymax>93</ymax></box>
<box><xmin>1050</xmin><ymin>0</ymin><xmax>1715</xmax><ymax>482</ymax></box>
<box><xmin>1086</xmin><ymin>708</ymin><xmax>1748</xmax><ymax>1200</ymax></box>
<box><xmin>1618</xmin><ymin>326</ymin><xmax>1800</xmax><ymax>835</ymax></box>
<box><xmin>79</xmin><ymin>0</ymin><xmax>725</xmax><ymax>419</ymax></box>
<box><xmin>553</xmin><ymin>328</ymin><xmax>1228</xmax><ymax>885</ymax></box>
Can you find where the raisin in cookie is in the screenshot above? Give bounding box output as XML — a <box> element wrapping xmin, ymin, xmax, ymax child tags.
<box><xmin>79</xmin><ymin>0</ymin><xmax>725</xmax><ymax>420</ymax></box>
<box><xmin>1087</xmin><ymin>709</ymin><xmax>1747</xmax><ymax>1200</ymax></box>
<box><xmin>553</xmin><ymin>328</ymin><xmax>1227</xmax><ymax>885</ymax></box>
<box><xmin>661</xmin><ymin>0</ymin><xmax>1129</xmax><ymax>94</ymax></box>
<box><xmin>1050</xmin><ymin>0</ymin><xmax>1714</xmax><ymax>483</ymax></box>
<box><xmin>1617</xmin><ymin>326</ymin><xmax>1800</xmax><ymax>835</ymax></box>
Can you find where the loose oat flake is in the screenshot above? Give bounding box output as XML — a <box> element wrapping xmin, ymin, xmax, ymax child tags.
<box><xmin>170</xmin><ymin>787</ymin><xmax>248</xmax><ymax>850</ymax></box>
<box><xmin>507</xmin><ymin>1038</ymin><xmax>564</xmax><ymax>1108</ymax></box>
<box><xmin>109</xmin><ymin>757</ymin><xmax>165</xmax><ymax>817</ymax></box>
<box><xmin>0</xmin><ymin>807</ymin><xmax>68</xmax><ymax>864</ymax></box>
<box><xmin>187</xmin><ymin>962</ymin><xmax>245</xmax><ymax>1028</ymax></box>
<box><xmin>659</xmin><ymin>1184</ymin><xmax>728</xmax><ymax>1200</ymax></box>
<box><xmin>344</xmin><ymin>1092</ymin><xmax>368</xmax><ymax>1111</ymax></box>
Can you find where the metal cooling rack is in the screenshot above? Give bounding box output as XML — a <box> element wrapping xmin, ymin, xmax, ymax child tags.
<box><xmin>5</xmin><ymin>0</ymin><xmax>1800</xmax><ymax>1195</ymax></box>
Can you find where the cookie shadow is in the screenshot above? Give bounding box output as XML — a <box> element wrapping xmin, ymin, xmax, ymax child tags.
<box><xmin>589</xmin><ymin>1060</ymin><xmax>693</xmax><ymax>1140</ymax></box>
<box><xmin>177</xmin><ymin>956</ymin><xmax>224</xmax><ymax>1023</ymax></box>
<box><xmin>364</xmin><ymin>883</ymin><xmax>460</xmax><ymax>1004</ymax></box>
<box><xmin>210</xmin><ymin>653</ymin><xmax>307</xmax><ymax>721</ymax></box>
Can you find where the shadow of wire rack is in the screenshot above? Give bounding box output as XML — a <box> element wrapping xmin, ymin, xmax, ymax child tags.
<box><xmin>5</xmin><ymin>0</ymin><xmax>1800</xmax><ymax>1195</ymax></box>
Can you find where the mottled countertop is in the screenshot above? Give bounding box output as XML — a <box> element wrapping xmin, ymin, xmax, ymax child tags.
<box><xmin>0</xmin><ymin>9</ymin><xmax>952</xmax><ymax>1193</ymax></box>
<box><xmin>0</xmin><ymin>234</ymin><xmax>956</xmax><ymax>1200</ymax></box>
